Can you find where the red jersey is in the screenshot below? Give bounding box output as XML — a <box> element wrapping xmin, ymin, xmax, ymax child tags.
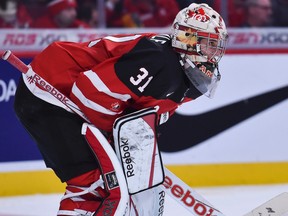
<box><xmin>28</xmin><ymin>34</ymin><xmax>201</xmax><ymax>132</ymax></box>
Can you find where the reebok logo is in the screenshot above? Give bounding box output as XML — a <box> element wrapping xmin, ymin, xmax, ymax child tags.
<box><xmin>120</xmin><ymin>137</ymin><xmax>135</xmax><ymax>178</ymax></box>
<box><xmin>163</xmin><ymin>175</ymin><xmax>215</xmax><ymax>216</ymax></box>
<box><xmin>27</xmin><ymin>74</ymin><xmax>69</xmax><ymax>105</ymax></box>
<box><xmin>158</xmin><ymin>190</ymin><xmax>165</xmax><ymax>216</ymax></box>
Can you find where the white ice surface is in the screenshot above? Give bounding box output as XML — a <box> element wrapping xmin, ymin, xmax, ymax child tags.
<box><xmin>1</xmin><ymin>184</ymin><xmax>288</xmax><ymax>216</ymax></box>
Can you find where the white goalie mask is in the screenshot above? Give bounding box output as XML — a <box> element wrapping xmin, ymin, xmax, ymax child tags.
<box><xmin>171</xmin><ymin>3</ymin><xmax>228</xmax><ymax>98</ymax></box>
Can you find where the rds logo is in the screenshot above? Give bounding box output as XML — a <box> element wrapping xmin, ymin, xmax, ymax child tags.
<box><xmin>0</xmin><ymin>79</ymin><xmax>17</xmax><ymax>102</ymax></box>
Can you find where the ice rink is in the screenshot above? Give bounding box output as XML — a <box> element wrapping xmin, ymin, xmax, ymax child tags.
<box><xmin>1</xmin><ymin>184</ymin><xmax>288</xmax><ymax>216</ymax></box>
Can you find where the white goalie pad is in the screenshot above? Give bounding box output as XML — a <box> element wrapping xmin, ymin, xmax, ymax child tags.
<box><xmin>130</xmin><ymin>185</ymin><xmax>166</xmax><ymax>216</ymax></box>
<box><xmin>113</xmin><ymin>107</ymin><xmax>165</xmax><ymax>194</ymax></box>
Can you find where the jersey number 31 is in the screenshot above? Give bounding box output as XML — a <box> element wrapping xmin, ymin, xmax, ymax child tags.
<box><xmin>130</xmin><ymin>68</ymin><xmax>153</xmax><ymax>93</ymax></box>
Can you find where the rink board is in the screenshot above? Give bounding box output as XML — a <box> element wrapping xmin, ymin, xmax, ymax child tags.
<box><xmin>1</xmin><ymin>162</ymin><xmax>288</xmax><ymax>196</ymax></box>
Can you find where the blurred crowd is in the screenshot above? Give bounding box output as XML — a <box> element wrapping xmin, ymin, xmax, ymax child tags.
<box><xmin>0</xmin><ymin>0</ymin><xmax>287</xmax><ymax>29</ymax></box>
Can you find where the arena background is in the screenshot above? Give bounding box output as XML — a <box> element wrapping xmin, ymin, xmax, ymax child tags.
<box><xmin>0</xmin><ymin>28</ymin><xmax>287</xmax><ymax>196</ymax></box>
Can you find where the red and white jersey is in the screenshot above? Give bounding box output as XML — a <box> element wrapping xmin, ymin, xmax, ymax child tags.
<box><xmin>28</xmin><ymin>33</ymin><xmax>202</xmax><ymax>132</ymax></box>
